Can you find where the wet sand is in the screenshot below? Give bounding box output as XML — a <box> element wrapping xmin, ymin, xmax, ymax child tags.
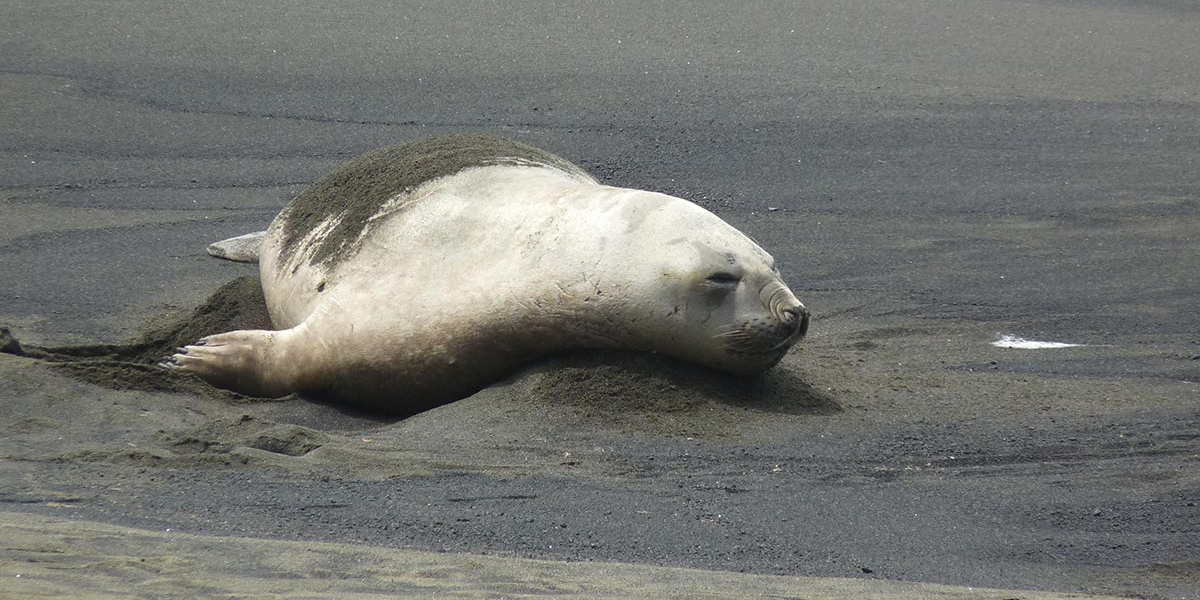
<box><xmin>2</xmin><ymin>0</ymin><xmax>1198</xmax><ymax>598</ymax></box>
<box><xmin>3</xmin><ymin>513</ymin><xmax>1136</xmax><ymax>600</ymax></box>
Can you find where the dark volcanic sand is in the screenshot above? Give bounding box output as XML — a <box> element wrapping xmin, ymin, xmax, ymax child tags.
<box><xmin>2</xmin><ymin>0</ymin><xmax>1198</xmax><ymax>598</ymax></box>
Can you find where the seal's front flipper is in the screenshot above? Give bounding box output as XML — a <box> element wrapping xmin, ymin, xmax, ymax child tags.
<box><xmin>206</xmin><ymin>231</ymin><xmax>266</xmax><ymax>263</ymax></box>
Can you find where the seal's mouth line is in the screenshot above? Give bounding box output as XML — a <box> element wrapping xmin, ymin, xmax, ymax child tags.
<box><xmin>727</xmin><ymin>345</ymin><xmax>790</xmax><ymax>357</ymax></box>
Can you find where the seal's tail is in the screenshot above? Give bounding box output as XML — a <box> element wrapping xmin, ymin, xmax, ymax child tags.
<box><xmin>206</xmin><ymin>231</ymin><xmax>266</xmax><ymax>263</ymax></box>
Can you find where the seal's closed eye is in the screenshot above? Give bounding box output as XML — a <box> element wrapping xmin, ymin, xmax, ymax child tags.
<box><xmin>705</xmin><ymin>272</ymin><xmax>741</xmax><ymax>285</ymax></box>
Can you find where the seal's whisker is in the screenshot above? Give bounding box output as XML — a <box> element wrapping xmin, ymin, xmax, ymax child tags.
<box><xmin>713</xmin><ymin>329</ymin><xmax>748</xmax><ymax>338</ymax></box>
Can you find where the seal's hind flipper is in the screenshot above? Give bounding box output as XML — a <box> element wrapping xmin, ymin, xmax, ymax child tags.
<box><xmin>206</xmin><ymin>231</ymin><xmax>266</xmax><ymax>263</ymax></box>
<box><xmin>162</xmin><ymin>330</ymin><xmax>294</xmax><ymax>398</ymax></box>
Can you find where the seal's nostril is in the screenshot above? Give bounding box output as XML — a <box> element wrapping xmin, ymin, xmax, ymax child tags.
<box><xmin>780</xmin><ymin>304</ymin><xmax>810</xmax><ymax>337</ymax></box>
<box><xmin>781</xmin><ymin>303</ymin><xmax>808</xmax><ymax>322</ymax></box>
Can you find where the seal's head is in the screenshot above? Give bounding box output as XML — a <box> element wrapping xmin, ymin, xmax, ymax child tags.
<box><xmin>611</xmin><ymin>192</ymin><xmax>809</xmax><ymax>375</ymax></box>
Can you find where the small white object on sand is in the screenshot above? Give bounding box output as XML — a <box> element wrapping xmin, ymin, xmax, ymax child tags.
<box><xmin>992</xmin><ymin>334</ymin><xmax>1082</xmax><ymax>349</ymax></box>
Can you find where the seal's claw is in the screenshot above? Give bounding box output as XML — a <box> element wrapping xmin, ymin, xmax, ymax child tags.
<box><xmin>175</xmin><ymin>346</ymin><xmax>189</xmax><ymax>355</ymax></box>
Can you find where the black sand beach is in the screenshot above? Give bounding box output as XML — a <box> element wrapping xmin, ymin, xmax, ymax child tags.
<box><xmin>1</xmin><ymin>1</ymin><xmax>1197</xmax><ymax>598</ymax></box>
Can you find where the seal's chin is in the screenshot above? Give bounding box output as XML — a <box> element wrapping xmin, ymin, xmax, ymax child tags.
<box><xmin>729</xmin><ymin>340</ymin><xmax>792</xmax><ymax>364</ymax></box>
<box><xmin>708</xmin><ymin>335</ymin><xmax>795</xmax><ymax>375</ymax></box>
<box><xmin>707</xmin><ymin>347</ymin><xmax>790</xmax><ymax>376</ymax></box>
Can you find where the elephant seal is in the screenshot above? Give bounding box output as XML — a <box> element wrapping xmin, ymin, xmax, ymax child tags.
<box><xmin>165</xmin><ymin>134</ymin><xmax>809</xmax><ymax>414</ymax></box>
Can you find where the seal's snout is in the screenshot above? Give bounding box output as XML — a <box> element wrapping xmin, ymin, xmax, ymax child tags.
<box><xmin>781</xmin><ymin>303</ymin><xmax>810</xmax><ymax>339</ymax></box>
<box><xmin>761</xmin><ymin>280</ymin><xmax>809</xmax><ymax>343</ymax></box>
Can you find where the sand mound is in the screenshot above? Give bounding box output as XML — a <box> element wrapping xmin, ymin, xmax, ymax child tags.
<box><xmin>1</xmin><ymin>276</ymin><xmax>834</xmax><ymax>426</ymax></box>
<box><xmin>1</xmin><ymin>276</ymin><xmax>271</xmax><ymax>398</ymax></box>
<box><xmin>476</xmin><ymin>350</ymin><xmax>838</xmax><ymax>437</ymax></box>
